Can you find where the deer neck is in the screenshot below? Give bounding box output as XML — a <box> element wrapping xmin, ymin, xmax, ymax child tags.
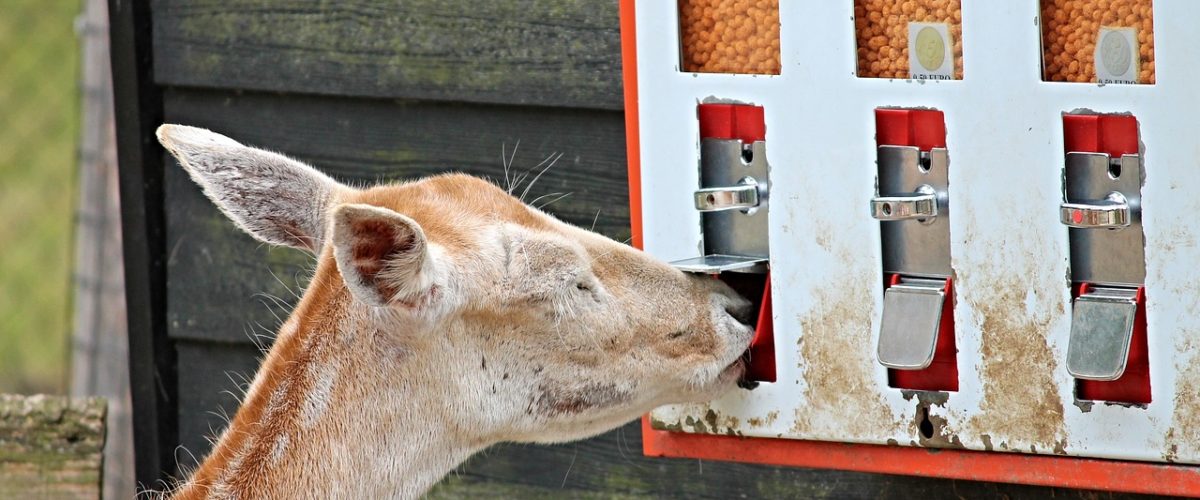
<box><xmin>174</xmin><ymin>266</ymin><xmax>488</xmax><ymax>499</ymax></box>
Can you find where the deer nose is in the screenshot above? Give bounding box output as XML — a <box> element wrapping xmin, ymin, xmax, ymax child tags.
<box><xmin>724</xmin><ymin>299</ymin><xmax>754</xmax><ymax>325</ymax></box>
<box><xmin>685</xmin><ymin>273</ymin><xmax>755</xmax><ymax>324</ymax></box>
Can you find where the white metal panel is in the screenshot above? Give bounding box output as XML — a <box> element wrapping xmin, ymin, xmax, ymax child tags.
<box><xmin>638</xmin><ymin>0</ymin><xmax>1200</xmax><ymax>463</ymax></box>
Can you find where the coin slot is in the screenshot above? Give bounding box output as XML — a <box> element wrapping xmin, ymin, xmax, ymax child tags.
<box><xmin>1040</xmin><ymin>0</ymin><xmax>1155</xmax><ymax>84</ymax></box>
<box><xmin>741</xmin><ymin>144</ymin><xmax>754</xmax><ymax>164</ymax></box>
<box><xmin>678</xmin><ymin>0</ymin><xmax>781</xmax><ymax>75</ymax></box>
<box><xmin>853</xmin><ymin>0</ymin><xmax>964</xmax><ymax>80</ymax></box>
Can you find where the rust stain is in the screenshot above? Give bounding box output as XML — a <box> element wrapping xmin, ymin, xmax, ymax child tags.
<box><xmin>791</xmin><ymin>280</ymin><xmax>898</xmax><ymax>439</ymax></box>
<box><xmin>1155</xmin><ymin>224</ymin><xmax>1200</xmax><ymax>462</ymax></box>
<box><xmin>747</xmin><ymin>410</ymin><xmax>779</xmax><ymax>429</ymax></box>
<box><xmin>814</xmin><ymin>231</ymin><xmax>832</xmax><ymax>251</ymax></box>
<box><xmin>1165</xmin><ymin>330</ymin><xmax>1200</xmax><ymax>461</ymax></box>
<box><xmin>722</xmin><ymin>414</ymin><xmax>740</xmax><ymax>431</ymax></box>
<box><xmin>965</xmin><ymin>274</ymin><xmax>1067</xmax><ymax>449</ymax></box>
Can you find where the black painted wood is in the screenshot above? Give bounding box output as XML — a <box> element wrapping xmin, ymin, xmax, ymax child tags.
<box><xmin>173</xmin><ymin>340</ymin><xmax>263</xmax><ymax>475</ymax></box>
<box><xmin>109</xmin><ymin>0</ymin><xmax>177</xmax><ymax>489</ymax></box>
<box><xmin>151</xmin><ymin>0</ymin><xmax>623</xmax><ymax>110</ymax></box>
<box><xmin>163</xmin><ymin>88</ymin><xmax>629</xmax><ymax>343</ymax></box>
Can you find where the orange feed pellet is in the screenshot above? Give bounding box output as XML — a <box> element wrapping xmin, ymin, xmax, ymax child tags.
<box><xmin>678</xmin><ymin>0</ymin><xmax>781</xmax><ymax>75</ymax></box>
<box><xmin>854</xmin><ymin>0</ymin><xmax>965</xmax><ymax>79</ymax></box>
<box><xmin>1041</xmin><ymin>0</ymin><xmax>1155</xmax><ymax>84</ymax></box>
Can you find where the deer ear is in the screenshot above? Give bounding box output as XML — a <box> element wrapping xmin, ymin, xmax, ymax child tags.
<box><xmin>156</xmin><ymin>124</ymin><xmax>348</xmax><ymax>253</ymax></box>
<box><xmin>331</xmin><ymin>204</ymin><xmax>439</xmax><ymax>308</ymax></box>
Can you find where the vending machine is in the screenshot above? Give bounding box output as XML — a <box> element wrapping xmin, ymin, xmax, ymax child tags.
<box><xmin>620</xmin><ymin>1</ymin><xmax>1200</xmax><ymax>495</ymax></box>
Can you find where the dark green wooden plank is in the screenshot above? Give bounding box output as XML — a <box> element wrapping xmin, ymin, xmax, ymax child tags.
<box><xmin>163</xmin><ymin>88</ymin><xmax>629</xmax><ymax>342</ymax></box>
<box><xmin>173</xmin><ymin>340</ymin><xmax>263</xmax><ymax>476</ymax></box>
<box><xmin>151</xmin><ymin>0</ymin><xmax>623</xmax><ymax>110</ymax></box>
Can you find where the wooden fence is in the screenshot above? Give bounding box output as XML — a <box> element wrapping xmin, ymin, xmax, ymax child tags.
<box><xmin>0</xmin><ymin>395</ymin><xmax>105</xmax><ymax>499</ymax></box>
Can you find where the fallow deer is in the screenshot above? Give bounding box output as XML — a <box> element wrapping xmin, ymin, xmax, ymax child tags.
<box><xmin>155</xmin><ymin>124</ymin><xmax>754</xmax><ymax>499</ymax></box>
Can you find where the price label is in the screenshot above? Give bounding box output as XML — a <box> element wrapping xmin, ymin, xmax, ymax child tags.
<box><xmin>1095</xmin><ymin>27</ymin><xmax>1139</xmax><ymax>84</ymax></box>
<box><xmin>908</xmin><ymin>22</ymin><xmax>953</xmax><ymax>80</ymax></box>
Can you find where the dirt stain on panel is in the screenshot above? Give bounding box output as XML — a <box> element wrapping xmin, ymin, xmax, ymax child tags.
<box><xmin>791</xmin><ymin>282</ymin><xmax>899</xmax><ymax>439</ymax></box>
<box><xmin>1155</xmin><ymin>226</ymin><xmax>1200</xmax><ymax>462</ymax></box>
<box><xmin>747</xmin><ymin>410</ymin><xmax>779</xmax><ymax>429</ymax></box>
<box><xmin>965</xmin><ymin>275</ymin><xmax>1066</xmax><ymax>449</ymax></box>
<box><xmin>1165</xmin><ymin>331</ymin><xmax>1200</xmax><ymax>461</ymax></box>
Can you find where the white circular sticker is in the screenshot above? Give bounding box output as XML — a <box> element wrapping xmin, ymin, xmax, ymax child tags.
<box><xmin>915</xmin><ymin>27</ymin><xmax>946</xmax><ymax>72</ymax></box>
<box><xmin>1100</xmin><ymin>29</ymin><xmax>1132</xmax><ymax>76</ymax></box>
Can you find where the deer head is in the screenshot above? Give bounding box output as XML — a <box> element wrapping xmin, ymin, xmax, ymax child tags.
<box><xmin>156</xmin><ymin>124</ymin><xmax>754</xmax><ymax>498</ymax></box>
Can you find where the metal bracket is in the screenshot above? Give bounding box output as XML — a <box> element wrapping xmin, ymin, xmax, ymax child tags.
<box><xmin>1062</xmin><ymin>152</ymin><xmax>1145</xmax><ymax>286</ymax></box>
<box><xmin>872</xmin><ymin>145</ymin><xmax>953</xmax><ymax>371</ymax></box>
<box><xmin>1062</xmin><ymin>150</ymin><xmax>1147</xmax><ymax>383</ymax></box>
<box><xmin>873</xmin><ymin>146</ymin><xmax>951</xmax><ymax>277</ymax></box>
<box><xmin>671</xmin><ymin>138</ymin><xmax>770</xmax><ymax>274</ymax></box>
<box><xmin>878</xmin><ymin>277</ymin><xmax>947</xmax><ymax>370</ymax></box>
<box><xmin>1066</xmin><ymin>286</ymin><xmax>1139</xmax><ymax>381</ymax></box>
<box><xmin>871</xmin><ymin>184</ymin><xmax>938</xmax><ymax>221</ymax></box>
<box><xmin>695</xmin><ymin>176</ymin><xmax>762</xmax><ymax>213</ymax></box>
<box><xmin>1061</xmin><ymin>192</ymin><xmax>1130</xmax><ymax>228</ymax></box>
<box><xmin>670</xmin><ymin>255</ymin><xmax>768</xmax><ymax>274</ymax></box>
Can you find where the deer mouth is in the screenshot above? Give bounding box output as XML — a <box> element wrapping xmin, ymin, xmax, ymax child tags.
<box><xmin>720</xmin><ymin>357</ymin><xmax>747</xmax><ymax>382</ymax></box>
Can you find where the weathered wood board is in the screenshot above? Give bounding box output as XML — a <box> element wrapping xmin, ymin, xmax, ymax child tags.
<box><xmin>152</xmin><ymin>0</ymin><xmax>623</xmax><ymax>109</ymax></box>
<box><xmin>0</xmin><ymin>395</ymin><xmax>106</xmax><ymax>499</ymax></box>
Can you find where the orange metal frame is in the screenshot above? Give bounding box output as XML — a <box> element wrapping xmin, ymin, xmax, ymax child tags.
<box><xmin>618</xmin><ymin>1</ymin><xmax>1200</xmax><ymax>496</ymax></box>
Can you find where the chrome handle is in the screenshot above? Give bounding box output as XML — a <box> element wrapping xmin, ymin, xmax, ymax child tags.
<box><xmin>871</xmin><ymin>185</ymin><xmax>938</xmax><ymax>221</ymax></box>
<box><xmin>1061</xmin><ymin>192</ymin><xmax>1130</xmax><ymax>228</ymax></box>
<box><xmin>695</xmin><ymin>177</ymin><xmax>761</xmax><ymax>212</ymax></box>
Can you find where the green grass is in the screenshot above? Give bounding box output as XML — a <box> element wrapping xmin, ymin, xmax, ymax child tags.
<box><xmin>0</xmin><ymin>0</ymin><xmax>81</xmax><ymax>394</ymax></box>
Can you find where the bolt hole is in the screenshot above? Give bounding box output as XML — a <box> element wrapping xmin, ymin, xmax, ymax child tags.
<box><xmin>741</xmin><ymin>145</ymin><xmax>754</xmax><ymax>164</ymax></box>
<box><xmin>881</xmin><ymin>202</ymin><xmax>892</xmax><ymax>216</ymax></box>
<box><xmin>1108</xmin><ymin>161</ymin><xmax>1122</xmax><ymax>179</ymax></box>
<box><xmin>918</xmin><ymin>155</ymin><xmax>932</xmax><ymax>173</ymax></box>
<box><xmin>919</xmin><ymin>407</ymin><xmax>934</xmax><ymax>439</ymax></box>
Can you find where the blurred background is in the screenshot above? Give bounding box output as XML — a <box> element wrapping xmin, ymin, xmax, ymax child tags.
<box><xmin>1</xmin><ymin>0</ymin><xmax>79</xmax><ymax>395</ymax></box>
<box><xmin>1</xmin><ymin>0</ymin><xmax>133</xmax><ymax>496</ymax></box>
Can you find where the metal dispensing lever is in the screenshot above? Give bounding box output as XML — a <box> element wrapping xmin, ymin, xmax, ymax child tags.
<box><xmin>870</xmin><ymin>184</ymin><xmax>938</xmax><ymax>221</ymax></box>
<box><xmin>1060</xmin><ymin>192</ymin><xmax>1131</xmax><ymax>229</ymax></box>
<box><xmin>694</xmin><ymin>177</ymin><xmax>763</xmax><ymax>212</ymax></box>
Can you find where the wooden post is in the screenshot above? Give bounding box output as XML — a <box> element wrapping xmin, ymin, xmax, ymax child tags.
<box><xmin>0</xmin><ymin>395</ymin><xmax>107</xmax><ymax>498</ymax></box>
<box><xmin>73</xmin><ymin>0</ymin><xmax>134</xmax><ymax>497</ymax></box>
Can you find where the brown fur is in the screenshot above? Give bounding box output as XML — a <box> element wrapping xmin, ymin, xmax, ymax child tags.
<box><xmin>156</xmin><ymin>125</ymin><xmax>753</xmax><ymax>499</ymax></box>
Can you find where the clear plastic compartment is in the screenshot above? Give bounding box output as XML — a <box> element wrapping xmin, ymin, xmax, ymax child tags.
<box><xmin>678</xmin><ymin>0</ymin><xmax>781</xmax><ymax>75</ymax></box>
<box><xmin>1040</xmin><ymin>0</ymin><xmax>1155</xmax><ymax>84</ymax></box>
<box><xmin>853</xmin><ymin>0</ymin><xmax>964</xmax><ymax>80</ymax></box>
